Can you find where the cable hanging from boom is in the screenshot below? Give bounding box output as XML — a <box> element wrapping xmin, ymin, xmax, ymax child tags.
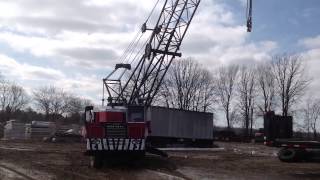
<box><xmin>145</xmin><ymin>0</ymin><xmax>161</xmax><ymax>23</ymax></box>
<box><xmin>117</xmin><ymin>0</ymin><xmax>161</xmax><ymax>65</ymax></box>
<box><xmin>122</xmin><ymin>33</ymin><xmax>143</xmax><ymax>64</ymax></box>
<box><xmin>119</xmin><ymin>31</ymin><xmax>141</xmax><ymax>63</ymax></box>
<box><xmin>102</xmin><ymin>0</ymin><xmax>163</xmax><ymax>105</ymax></box>
<box><xmin>246</xmin><ymin>0</ymin><xmax>253</xmax><ymax>32</ymax></box>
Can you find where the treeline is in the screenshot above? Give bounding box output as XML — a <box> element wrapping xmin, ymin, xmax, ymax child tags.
<box><xmin>157</xmin><ymin>54</ymin><xmax>316</xmax><ymax>138</ymax></box>
<box><xmin>0</xmin><ymin>75</ymin><xmax>92</xmax><ymax>124</ymax></box>
<box><xmin>1</xmin><ymin>53</ymin><xmax>319</xmax><ymax>138</ymax></box>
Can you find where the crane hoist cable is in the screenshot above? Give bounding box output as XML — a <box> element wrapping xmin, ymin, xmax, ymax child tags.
<box><xmin>119</xmin><ymin>31</ymin><xmax>141</xmax><ymax>63</ymax></box>
<box><xmin>129</xmin><ymin>38</ymin><xmax>150</xmax><ymax>65</ymax></box>
<box><xmin>117</xmin><ymin>0</ymin><xmax>161</xmax><ymax>68</ymax></box>
<box><xmin>145</xmin><ymin>0</ymin><xmax>161</xmax><ymax>22</ymax></box>
<box><xmin>126</xmin><ymin>34</ymin><xmax>144</xmax><ymax>63</ymax></box>
<box><xmin>123</xmin><ymin>0</ymin><xmax>161</xmax><ymax>63</ymax></box>
<box><xmin>119</xmin><ymin>38</ymin><xmax>150</xmax><ymax>80</ymax></box>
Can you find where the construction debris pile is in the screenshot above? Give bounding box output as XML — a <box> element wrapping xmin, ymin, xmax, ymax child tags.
<box><xmin>2</xmin><ymin>120</ymin><xmax>81</xmax><ymax>141</ymax></box>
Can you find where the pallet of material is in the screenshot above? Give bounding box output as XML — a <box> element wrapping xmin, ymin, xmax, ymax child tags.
<box><xmin>26</xmin><ymin>121</ymin><xmax>56</xmax><ymax>140</ymax></box>
<box><xmin>3</xmin><ymin>120</ymin><xmax>26</xmax><ymax>140</ymax></box>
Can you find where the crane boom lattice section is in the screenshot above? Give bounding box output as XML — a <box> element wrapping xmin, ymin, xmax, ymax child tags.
<box><xmin>104</xmin><ymin>0</ymin><xmax>201</xmax><ymax>107</ymax></box>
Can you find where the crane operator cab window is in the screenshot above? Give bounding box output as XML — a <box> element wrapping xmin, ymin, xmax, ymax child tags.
<box><xmin>127</xmin><ymin>106</ymin><xmax>145</xmax><ymax>123</ymax></box>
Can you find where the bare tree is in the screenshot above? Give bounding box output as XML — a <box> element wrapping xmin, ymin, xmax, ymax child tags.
<box><xmin>51</xmin><ymin>90</ymin><xmax>68</xmax><ymax>120</ymax></box>
<box><xmin>238</xmin><ymin>66</ymin><xmax>256</xmax><ymax>137</ymax></box>
<box><xmin>0</xmin><ymin>79</ymin><xmax>9</xmax><ymax>111</ymax></box>
<box><xmin>192</xmin><ymin>70</ymin><xmax>216</xmax><ymax>112</ymax></box>
<box><xmin>66</xmin><ymin>95</ymin><xmax>92</xmax><ymax>115</ymax></box>
<box><xmin>272</xmin><ymin>54</ymin><xmax>310</xmax><ymax>116</ymax></box>
<box><xmin>161</xmin><ymin>59</ymin><xmax>200</xmax><ymax>110</ymax></box>
<box><xmin>65</xmin><ymin>95</ymin><xmax>93</xmax><ymax>123</ymax></box>
<box><xmin>257</xmin><ymin>62</ymin><xmax>276</xmax><ymax>114</ymax></box>
<box><xmin>0</xmin><ymin>80</ymin><xmax>29</xmax><ymax>121</ymax></box>
<box><xmin>303</xmin><ymin>98</ymin><xmax>320</xmax><ymax>139</ymax></box>
<box><xmin>158</xmin><ymin>58</ymin><xmax>215</xmax><ymax>112</ymax></box>
<box><xmin>33</xmin><ymin>86</ymin><xmax>68</xmax><ymax>121</ymax></box>
<box><xmin>216</xmin><ymin>65</ymin><xmax>239</xmax><ymax>129</ymax></box>
<box><xmin>5</xmin><ymin>84</ymin><xmax>29</xmax><ymax>119</ymax></box>
<box><xmin>33</xmin><ymin>86</ymin><xmax>52</xmax><ymax>120</ymax></box>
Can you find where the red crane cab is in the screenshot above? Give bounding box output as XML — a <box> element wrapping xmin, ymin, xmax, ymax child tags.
<box><xmin>84</xmin><ymin>106</ymin><xmax>149</xmax><ymax>156</ymax></box>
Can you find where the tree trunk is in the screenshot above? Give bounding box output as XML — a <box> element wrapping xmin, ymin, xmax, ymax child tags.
<box><xmin>226</xmin><ymin>107</ymin><xmax>230</xmax><ymax>129</ymax></box>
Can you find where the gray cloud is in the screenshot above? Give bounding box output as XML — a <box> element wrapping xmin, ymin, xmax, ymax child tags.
<box><xmin>182</xmin><ymin>34</ymin><xmax>214</xmax><ymax>54</ymax></box>
<box><xmin>0</xmin><ymin>53</ymin><xmax>65</xmax><ymax>81</ymax></box>
<box><xmin>58</xmin><ymin>47</ymin><xmax>116</xmax><ymax>61</ymax></box>
<box><xmin>57</xmin><ymin>47</ymin><xmax>118</xmax><ymax>67</ymax></box>
<box><xmin>0</xmin><ymin>0</ymin><xmax>147</xmax><ymax>34</ymax></box>
<box><xmin>300</xmin><ymin>35</ymin><xmax>320</xmax><ymax>49</ymax></box>
<box><xmin>10</xmin><ymin>16</ymin><xmax>125</xmax><ymax>34</ymax></box>
<box><xmin>28</xmin><ymin>69</ymin><xmax>62</xmax><ymax>80</ymax></box>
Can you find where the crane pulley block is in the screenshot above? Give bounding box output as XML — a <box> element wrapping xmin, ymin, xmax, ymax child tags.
<box><xmin>141</xmin><ymin>23</ymin><xmax>162</xmax><ymax>34</ymax></box>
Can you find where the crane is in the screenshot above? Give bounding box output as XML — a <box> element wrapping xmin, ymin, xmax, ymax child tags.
<box><xmin>103</xmin><ymin>0</ymin><xmax>253</xmax><ymax>107</ymax></box>
<box><xmin>84</xmin><ymin>0</ymin><xmax>253</xmax><ymax>168</ymax></box>
<box><xmin>103</xmin><ymin>0</ymin><xmax>201</xmax><ymax>108</ymax></box>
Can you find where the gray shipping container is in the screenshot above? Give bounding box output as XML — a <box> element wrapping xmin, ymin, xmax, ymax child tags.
<box><xmin>147</xmin><ymin>106</ymin><xmax>213</xmax><ymax>140</ymax></box>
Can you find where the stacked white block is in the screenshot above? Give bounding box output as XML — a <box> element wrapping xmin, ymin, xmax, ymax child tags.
<box><xmin>4</xmin><ymin>120</ymin><xmax>26</xmax><ymax>140</ymax></box>
<box><xmin>26</xmin><ymin>121</ymin><xmax>56</xmax><ymax>140</ymax></box>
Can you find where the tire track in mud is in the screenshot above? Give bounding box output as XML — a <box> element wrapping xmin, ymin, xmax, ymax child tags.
<box><xmin>0</xmin><ymin>164</ymin><xmax>37</xmax><ymax>180</ymax></box>
<box><xmin>0</xmin><ymin>143</ymin><xmax>188</xmax><ymax>179</ymax></box>
<box><xmin>25</xmin><ymin>150</ymin><xmax>185</xmax><ymax>179</ymax></box>
<box><xmin>33</xmin><ymin>161</ymin><xmax>187</xmax><ymax>180</ymax></box>
<box><xmin>32</xmin><ymin>161</ymin><xmax>97</xmax><ymax>180</ymax></box>
<box><xmin>145</xmin><ymin>169</ymin><xmax>187</xmax><ymax>180</ymax></box>
<box><xmin>0</xmin><ymin>147</ymin><xmax>94</xmax><ymax>180</ymax></box>
<box><xmin>1</xmin><ymin>147</ymin><xmax>118</xmax><ymax>180</ymax></box>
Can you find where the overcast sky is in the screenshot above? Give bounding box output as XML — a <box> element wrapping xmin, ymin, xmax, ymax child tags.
<box><xmin>0</xmin><ymin>0</ymin><xmax>320</xmax><ymax>109</ymax></box>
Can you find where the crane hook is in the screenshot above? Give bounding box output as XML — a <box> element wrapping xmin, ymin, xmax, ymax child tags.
<box><xmin>247</xmin><ymin>0</ymin><xmax>253</xmax><ymax>32</ymax></box>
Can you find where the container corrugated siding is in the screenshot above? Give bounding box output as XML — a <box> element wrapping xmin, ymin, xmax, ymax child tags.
<box><xmin>147</xmin><ymin>106</ymin><xmax>213</xmax><ymax>139</ymax></box>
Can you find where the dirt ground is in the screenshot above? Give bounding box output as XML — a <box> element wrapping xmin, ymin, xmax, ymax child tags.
<box><xmin>0</xmin><ymin>140</ymin><xmax>320</xmax><ymax>180</ymax></box>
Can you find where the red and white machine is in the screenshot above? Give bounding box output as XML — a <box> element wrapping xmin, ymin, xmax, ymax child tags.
<box><xmin>84</xmin><ymin>0</ymin><xmax>253</xmax><ymax>168</ymax></box>
<box><xmin>85</xmin><ymin>106</ymin><xmax>148</xmax><ymax>153</ymax></box>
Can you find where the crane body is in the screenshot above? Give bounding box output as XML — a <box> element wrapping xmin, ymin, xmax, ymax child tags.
<box><xmin>83</xmin><ymin>0</ymin><xmax>253</xmax><ymax>168</ymax></box>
